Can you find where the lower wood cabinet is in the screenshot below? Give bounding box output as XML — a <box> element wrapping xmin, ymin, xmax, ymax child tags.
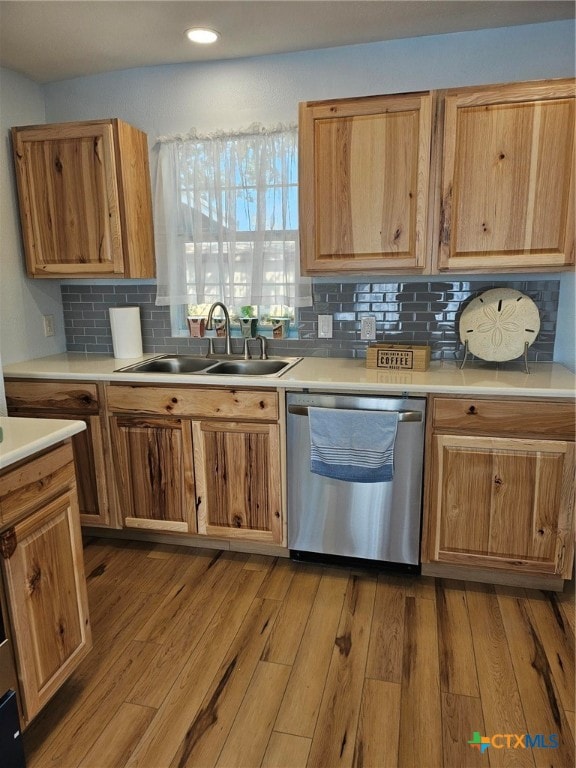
<box><xmin>5</xmin><ymin>380</ymin><xmax>111</xmax><ymax>527</ymax></box>
<box><xmin>0</xmin><ymin>442</ymin><xmax>92</xmax><ymax>724</ymax></box>
<box><xmin>106</xmin><ymin>385</ymin><xmax>285</xmax><ymax>545</ymax></box>
<box><xmin>109</xmin><ymin>415</ymin><xmax>196</xmax><ymax>533</ymax></box>
<box><xmin>422</xmin><ymin>396</ymin><xmax>575</xmax><ymax>587</ymax></box>
<box><xmin>194</xmin><ymin>420</ymin><xmax>282</xmax><ymax>543</ymax></box>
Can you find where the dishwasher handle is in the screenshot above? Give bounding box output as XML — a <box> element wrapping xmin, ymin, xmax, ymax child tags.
<box><xmin>287</xmin><ymin>405</ymin><xmax>423</xmax><ymax>422</ymax></box>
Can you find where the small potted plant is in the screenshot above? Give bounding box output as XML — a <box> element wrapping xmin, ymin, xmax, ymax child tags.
<box><xmin>239</xmin><ymin>305</ymin><xmax>258</xmax><ymax>338</ymax></box>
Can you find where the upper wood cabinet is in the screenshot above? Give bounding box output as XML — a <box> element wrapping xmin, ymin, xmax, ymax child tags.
<box><xmin>11</xmin><ymin>119</ymin><xmax>155</xmax><ymax>278</ymax></box>
<box><xmin>299</xmin><ymin>92</ymin><xmax>434</xmax><ymax>274</ymax></box>
<box><xmin>299</xmin><ymin>78</ymin><xmax>575</xmax><ymax>276</ymax></box>
<box><xmin>438</xmin><ymin>79</ymin><xmax>575</xmax><ymax>272</ymax></box>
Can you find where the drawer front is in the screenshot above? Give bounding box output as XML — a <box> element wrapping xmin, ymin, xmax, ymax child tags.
<box><xmin>106</xmin><ymin>385</ymin><xmax>279</xmax><ymax>421</ymax></box>
<box><xmin>0</xmin><ymin>443</ymin><xmax>76</xmax><ymax>528</ymax></box>
<box><xmin>5</xmin><ymin>380</ymin><xmax>100</xmax><ymax>414</ymax></box>
<box><xmin>432</xmin><ymin>397</ymin><xmax>576</xmax><ymax>438</ymax></box>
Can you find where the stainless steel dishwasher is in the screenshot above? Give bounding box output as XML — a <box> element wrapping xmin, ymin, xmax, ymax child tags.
<box><xmin>287</xmin><ymin>392</ymin><xmax>426</xmax><ymax>570</ymax></box>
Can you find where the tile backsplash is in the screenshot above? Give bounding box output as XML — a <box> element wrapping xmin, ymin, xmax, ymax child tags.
<box><xmin>62</xmin><ymin>278</ymin><xmax>559</xmax><ymax>361</ymax></box>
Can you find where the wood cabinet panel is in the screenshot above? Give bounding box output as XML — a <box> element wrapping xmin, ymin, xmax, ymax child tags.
<box><xmin>438</xmin><ymin>79</ymin><xmax>575</xmax><ymax>272</ymax></box>
<box><xmin>299</xmin><ymin>92</ymin><xmax>432</xmax><ymax>274</ymax></box>
<box><xmin>427</xmin><ymin>434</ymin><xmax>574</xmax><ymax>578</ymax></box>
<box><xmin>5</xmin><ymin>380</ymin><xmax>99</xmax><ymax>414</ymax></box>
<box><xmin>114</xmin><ymin>119</ymin><xmax>157</xmax><ymax>278</ymax></box>
<box><xmin>11</xmin><ymin>119</ymin><xmax>155</xmax><ymax>278</ymax></box>
<box><xmin>110</xmin><ymin>415</ymin><xmax>196</xmax><ymax>533</ymax></box>
<box><xmin>194</xmin><ymin>420</ymin><xmax>283</xmax><ymax>544</ymax></box>
<box><xmin>5</xmin><ymin>380</ymin><xmax>111</xmax><ymax>527</ymax></box>
<box><xmin>0</xmin><ymin>444</ymin><xmax>91</xmax><ymax>724</ymax></box>
<box><xmin>107</xmin><ymin>384</ymin><xmax>279</xmax><ymax>421</ymax></box>
<box><xmin>432</xmin><ymin>397</ymin><xmax>575</xmax><ymax>439</ymax></box>
<box><xmin>12</xmin><ymin>122</ymin><xmax>122</xmax><ymax>276</ymax></box>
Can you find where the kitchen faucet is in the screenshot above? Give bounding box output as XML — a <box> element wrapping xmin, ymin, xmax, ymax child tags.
<box><xmin>206</xmin><ymin>301</ymin><xmax>232</xmax><ymax>356</ymax></box>
<box><xmin>243</xmin><ymin>334</ymin><xmax>268</xmax><ymax>360</ymax></box>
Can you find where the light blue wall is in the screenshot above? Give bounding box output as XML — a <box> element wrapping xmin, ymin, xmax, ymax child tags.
<box><xmin>0</xmin><ymin>67</ymin><xmax>68</xmax><ymax>365</ymax></box>
<box><xmin>43</xmin><ymin>20</ymin><xmax>575</xmax><ymax>137</ymax></box>
<box><xmin>2</xmin><ymin>19</ymin><xmax>575</xmax><ymax>368</ymax></box>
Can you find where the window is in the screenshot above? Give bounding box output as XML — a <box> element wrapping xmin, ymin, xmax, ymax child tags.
<box><xmin>153</xmin><ymin>124</ymin><xmax>310</xmax><ymax>336</ymax></box>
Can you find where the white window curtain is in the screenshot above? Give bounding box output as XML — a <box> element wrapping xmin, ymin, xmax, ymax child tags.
<box><xmin>153</xmin><ymin>123</ymin><xmax>311</xmax><ymax>308</ymax></box>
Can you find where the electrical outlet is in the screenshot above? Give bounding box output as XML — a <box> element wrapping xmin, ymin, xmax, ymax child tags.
<box><xmin>318</xmin><ymin>314</ymin><xmax>333</xmax><ymax>339</ymax></box>
<box><xmin>43</xmin><ymin>314</ymin><xmax>55</xmax><ymax>337</ymax></box>
<box><xmin>360</xmin><ymin>316</ymin><xmax>376</xmax><ymax>340</ymax></box>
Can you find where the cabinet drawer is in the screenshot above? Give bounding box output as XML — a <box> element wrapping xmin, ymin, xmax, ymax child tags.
<box><xmin>106</xmin><ymin>385</ymin><xmax>279</xmax><ymax>421</ymax></box>
<box><xmin>0</xmin><ymin>443</ymin><xmax>76</xmax><ymax>528</ymax></box>
<box><xmin>432</xmin><ymin>397</ymin><xmax>576</xmax><ymax>438</ymax></box>
<box><xmin>5</xmin><ymin>380</ymin><xmax>100</xmax><ymax>414</ymax></box>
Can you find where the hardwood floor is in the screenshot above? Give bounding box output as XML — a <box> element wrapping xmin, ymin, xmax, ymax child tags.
<box><xmin>23</xmin><ymin>538</ymin><xmax>575</xmax><ymax>768</ymax></box>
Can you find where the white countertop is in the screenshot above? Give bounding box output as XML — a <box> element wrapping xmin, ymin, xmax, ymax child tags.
<box><xmin>2</xmin><ymin>352</ymin><xmax>575</xmax><ymax>398</ymax></box>
<box><xmin>0</xmin><ymin>416</ymin><xmax>86</xmax><ymax>470</ymax></box>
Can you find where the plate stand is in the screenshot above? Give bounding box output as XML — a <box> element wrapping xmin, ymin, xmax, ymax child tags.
<box><xmin>459</xmin><ymin>341</ymin><xmax>531</xmax><ymax>374</ymax></box>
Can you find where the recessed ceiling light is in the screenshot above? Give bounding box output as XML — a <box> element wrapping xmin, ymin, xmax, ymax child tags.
<box><xmin>185</xmin><ymin>28</ymin><xmax>219</xmax><ymax>45</ymax></box>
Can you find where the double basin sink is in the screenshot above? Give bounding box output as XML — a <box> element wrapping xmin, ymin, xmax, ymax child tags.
<box><xmin>115</xmin><ymin>354</ymin><xmax>302</xmax><ymax>378</ymax></box>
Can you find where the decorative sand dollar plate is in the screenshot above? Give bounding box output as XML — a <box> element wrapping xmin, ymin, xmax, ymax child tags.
<box><xmin>459</xmin><ymin>288</ymin><xmax>540</xmax><ymax>362</ymax></box>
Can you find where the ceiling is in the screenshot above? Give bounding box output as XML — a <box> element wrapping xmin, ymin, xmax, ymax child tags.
<box><xmin>0</xmin><ymin>1</ymin><xmax>574</xmax><ymax>84</ymax></box>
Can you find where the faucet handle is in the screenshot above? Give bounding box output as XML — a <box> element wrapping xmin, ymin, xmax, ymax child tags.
<box><xmin>243</xmin><ymin>337</ymin><xmax>251</xmax><ymax>360</ymax></box>
<box><xmin>255</xmin><ymin>334</ymin><xmax>268</xmax><ymax>360</ymax></box>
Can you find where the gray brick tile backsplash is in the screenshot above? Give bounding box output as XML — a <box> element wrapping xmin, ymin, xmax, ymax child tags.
<box><xmin>62</xmin><ymin>278</ymin><xmax>559</xmax><ymax>361</ymax></box>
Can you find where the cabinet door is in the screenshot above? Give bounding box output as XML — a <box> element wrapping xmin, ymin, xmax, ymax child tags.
<box><xmin>12</xmin><ymin>121</ymin><xmax>124</xmax><ymax>277</ymax></box>
<box><xmin>110</xmin><ymin>416</ymin><xmax>196</xmax><ymax>533</ymax></box>
<box><xmin>438</xmin><ymin>79</ymin><xmax>575</xmax><ymax>272</ymax></box>
<box><xmin>299</xmin><ymin>92</ymin><xmax>433</xmax><ymax>274</ymax></box>
<box><xmin>0</xmin><ymin>490</ymin><xmax>92</xmax><ymax>724</ymax></box>
<box><xmin>194</xmin><ymin>421</ymin><xmax>283</xmax><ymax>544</ymax></box>
<box><xmin>427</xmin><ymin>434</ymin><xmax>575</xmax><ymax>577</ymax></box>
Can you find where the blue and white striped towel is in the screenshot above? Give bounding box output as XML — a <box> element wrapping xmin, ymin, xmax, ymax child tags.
<box><xmin>309</xmin><ymin>407</ymin><xmax>399</xmax><ymax>483</ymax></box>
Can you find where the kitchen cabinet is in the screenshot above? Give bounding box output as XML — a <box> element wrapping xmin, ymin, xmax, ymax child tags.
<box><xmin>299</xmin><ymin>91</ymin><xmax>434</xmax><ymax>274</ymax></box>
<box><xmin>0</xmin><ymin>442</ymin><xmax>92</xmax><ymax>725</ymax></box>
<box><xmin>11</xmin><ymin>119</ymin><xmax>155</xmax><ymax>278</ymax></box>
<box><xmin>106</xmin><ymin>385</ymin><xmax>284</xmax><ymax>544</ymax></box>
<box><xmin>299</xmin><ymin>78</ymin><xmax>574</xmax><ymax>277</ymax></box>
<box><xmin>193</xmin><ymin>419</ymin><xmax>282</xmax><ymax>543</ymax></box>
<box><xmin>422</xmin><ymin>396</ymin><xmax>575</xmax><ymax>588</ymax></box>
<box><xmin>5</xmin><ymin>380</ymin><xmax>112</xmax><ymax>527</ymax></box>
<box><xmin>437</xmin><ymin>78</ymin><xmax>575</xmax><ymax>272</ymax></box>
<box><xmin>110</xmin><ymin>414</ymin><xmax>196</xmax><ymax>533</ymax></box>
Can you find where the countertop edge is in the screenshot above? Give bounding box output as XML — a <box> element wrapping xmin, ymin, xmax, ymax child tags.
<box><xmin>3</xmin><ymin>355</ymin><xmax>575</xmax><ymax>399</ymax></box>
<box><xmin>0</xmin><ymin>417</ymin><xmax>87</xmax><ymax>470</ymax></box>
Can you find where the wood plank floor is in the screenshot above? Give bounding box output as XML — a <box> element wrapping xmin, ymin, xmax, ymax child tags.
<box><xmin>23</xmin><ymin>538</ymin><xmax>575</xmax><ymax>768</ymax></box>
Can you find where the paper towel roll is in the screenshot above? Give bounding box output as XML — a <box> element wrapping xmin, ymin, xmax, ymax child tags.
<box><xmin>109</xmin><ymin>307</ymin><xmax>143</xmax><ymax>358</ymax></box>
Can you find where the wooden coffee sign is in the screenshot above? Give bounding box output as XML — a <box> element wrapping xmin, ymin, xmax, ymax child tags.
<box><xmin>366</xmin><ymin>344</ymin><xmax>430</xmax><ymax>371</ymax></box>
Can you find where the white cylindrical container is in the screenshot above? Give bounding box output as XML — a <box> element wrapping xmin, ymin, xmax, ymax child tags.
<box><xmin>109</xmin><ymin>306</ymin><xmax>143</xmax><ymax>358</ymax></box>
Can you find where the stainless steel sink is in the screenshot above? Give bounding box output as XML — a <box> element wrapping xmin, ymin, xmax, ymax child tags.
<box><xmin>115</xmin><ymin>356</ymin><xmax>218</xmax><ymax>374</ymax></box>
<box><xmin>207</xmin><ymin>359</ymin><xmax>294</xmax><ymax>376</ymax></box>
<box><xmin>114</xmin><ymin>355</ymin><xmax>302</xmax><ymax>377</ymax></box>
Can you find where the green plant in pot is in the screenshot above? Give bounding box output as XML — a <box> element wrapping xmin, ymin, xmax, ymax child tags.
<box><xmin>239</xmin><ymin>305</ymin><xmax>258</xmax><ymax>337</ymax></box>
